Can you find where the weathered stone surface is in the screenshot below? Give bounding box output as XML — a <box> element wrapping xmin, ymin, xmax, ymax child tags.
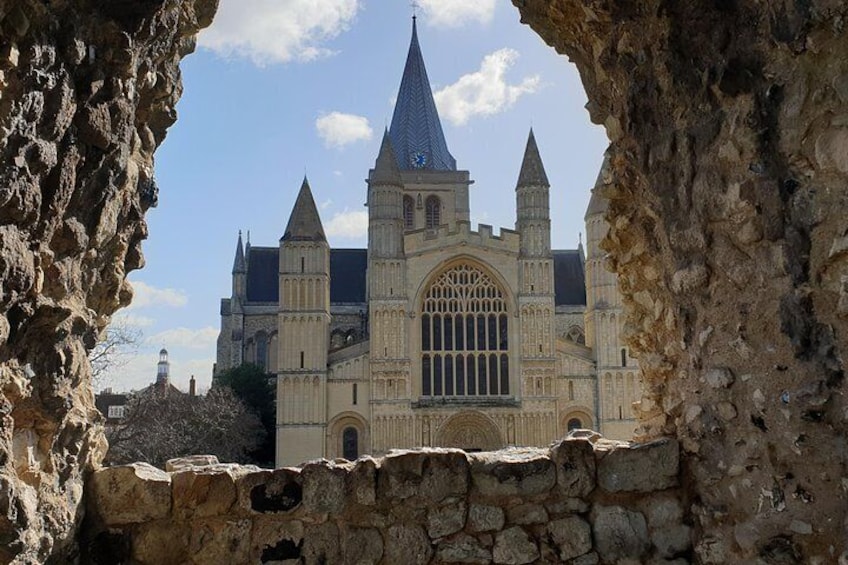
<box><xmin>593</xmin><ymin>506</ymin><xmax>650</xmax><ymax>562</ymax></box>
<box><xmin>384</xmin><ymin>524</ymin><xmax>433</xmax><ymax>565</ymax></box>
<box><xmin>514</xmin><ymin>1</ymin><xmax>848</xmax><ymax>560</ymax></box>
<box><xmin>166</xmin><ymin>455</ymin><xmax>220</xmax><ymax>472</ymax></box>
<box><xmin>470</xmin><ymin>449</ymin><xmax>555</xmax><ymax>497</ymax></box>
<box><xmin>344</xmin><ymin>527</ymin><xmax>383</xmax><ymax>564</ymax></box>
<box><xmin>302</xmin><ymin>461</ymin><xmax>347</xmax><ymax>514</ymax></box>
<box><xmin>506</xmin><ymin>502</ymin><xmax>548</xmax><ymax>525</ymax></box>
<box><xmin>436</xmin><ymin>533</ymin><xmax>491</xmax><ymax>564</ymax></box>
<box><xmin>172</xmin><ymin>465</ymin><xmax>254</xmax><ymax>520</ymax></box>
<box><xmin>378</xmin><ymin>449</ymin><xmax>469</xmax><ymax>502</ymax></box>
<box><xmin>188</xmin><ymin>519</ymin><xmax>251</xmax><ymax>564</ymax></box>
<box><xmin>492</xmin><ymin>526</ymin><xmax>539</xmax><ymax>564</ymax></box>
<box><xmin>548</xmin><ymin>515</ymin><xmax>593</xmax><ymax>561</ymax></box>
<box><xmin>87</xmin><ymin>463</ymin><xmax>171</xmax><ymax>525</ymax></box>
<box><xmin>238</xmin><ymin>468</ymin><xmax>302</xmax><ymax>514</ymax></box>
<box><xmin>427</xmin><ymin>500</ymin><xmax>467</xmax><ymax>538</ymax></box>
<box><xmin>598</xmin><ymin>439</ymin><xmax>679</xmax><ymax>493</ymax></box>
<box><xmin>302</xmin><ymin>522</ymin><xmax>342</xmax><ymax>564</ymax></box>
<box><xmin>468</xmin><ymin>503</ymin><xmax>505</xmax><ymax>532</ymax></box>
<box><xmin>132</xmin><ymin>521</ymin><xmax>189</xmax><ymax>564</ymax></box>
<box><xmin>652</xmin><ymin>524</ymin><xmax>692</xmax><ymax>558</ymax></box>
<box><xmin>550</xmin><ymin>438</ymin><xmax>596</xmax><ymax>497</ymax></box>
<box><xmin>0</xmin><ymin>0</ymin><xmax>215</xmax><ymax>559</ymax></box>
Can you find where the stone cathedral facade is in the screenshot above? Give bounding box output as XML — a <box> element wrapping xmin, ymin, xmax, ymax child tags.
<box><xmin>215</xmin><ymin>20</ymin><xmax>641</xmax><ymax>467</ymax></box>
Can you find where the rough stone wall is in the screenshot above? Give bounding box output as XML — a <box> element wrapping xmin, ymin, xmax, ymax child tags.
<box><xmin>83</xmin><ymin>438</ymin><xmax>687</xmax><ymax>564</ymax></box>
<box><xmin>513</xmin><ymin>1</ymin><xmax>848</xmax><ymax>562</ymax></box>
<box><xmin>0</xmin><ymin>1</ymin><xmax>215</xmax><ymax>561</ymax></box>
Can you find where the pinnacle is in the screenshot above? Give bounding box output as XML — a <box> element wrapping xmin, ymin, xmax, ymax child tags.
<box><xmin>371</xmin><ymin>129</ymin><xmax>403</xmax><ymax>185</ymax></box>
<box><xmin>232</xmin><ymin>230</ymin><xmax>246</xmax><ymax>273</ymax></box>
<box><xmin>516</xmin><ymin>128</ymin><xmax>550</xmax><ymax>188</ymax></box>
<box><xmin>281</xmin><ymin>177</ymin><xmax>327</xmax><ymax>242</ymax></box>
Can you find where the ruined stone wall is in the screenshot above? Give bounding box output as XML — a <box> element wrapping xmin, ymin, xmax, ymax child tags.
<box><xmin>83</xmin><ymin>438</ymin><xmax>686</xmax><ymax>564</ymax></box>
<box><xmin>514</xmin><ymin>1</ymin><xmax>848</xmax><ymax>562</ymax></box>
<box><xmin>0</xmin><ymin>1</ymin><xmax>215</xmax><ymax>561</ymax></box>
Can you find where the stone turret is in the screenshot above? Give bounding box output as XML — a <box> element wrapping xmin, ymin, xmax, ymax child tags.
<box><xmin>368</xmin><ymin>130</ymin><xmax>405</xmax><ymax>263</ymax></box>
<box><xmin>516</xmin><ymin>128</ymin><xmax>552</xmax><ymax>259</ymax></box>
<box><xmin>277</xmin><ymin>177</ymin><xmax>330</xmax><ymax>466</ymax></box>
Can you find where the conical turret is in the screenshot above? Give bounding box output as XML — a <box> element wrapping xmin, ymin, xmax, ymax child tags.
<box><xmin>516</xmin><ymin>128</ymin><xmax>550</xmax><ymax>188</ymax></box>
<box><xmin>282</xmin><ymin>177</ymin><xmax>326</xmax><ymax>242</ymax></box>
<box><xmin>232</xmin><ymin>230</ymin><xmax>246</xmax><ymax>273</ymax></box>
<box><xmin>371</xmin><ymin>129</ymin><xmax>403</xmax><ymax>186</ymax></box>
<box><xmin>585</xmin><ymin>153</ymin><xmax>611</xmax><ymax>219</ymax></box>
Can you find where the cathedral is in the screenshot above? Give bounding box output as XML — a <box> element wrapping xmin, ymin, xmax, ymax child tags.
<box><xmin>215</xmin><ymin>19</ymin><xmax>641</xmax><ymax>467</ymax></box>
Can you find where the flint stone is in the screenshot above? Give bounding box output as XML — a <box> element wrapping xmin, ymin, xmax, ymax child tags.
<box><xmin>550</xmin><ymin>438</ymin><xmax>596</xmax><ymax>497</ymax></box>
<box><xmin>548</xmin><ymin>516</ymin><xmax>593</xmax><ymax>560</ymax></box>
<box><xmin>492</xmin><ymin>526</ymin><xmax>539</xmax><ymax>564</ymax></box>
<box><xmin>88</xmin><ymin>463</ymin><xmax>171</xmax><ymax>525</ymax></box>
<box><xmin>506</xmin><ymin>503</ymin><xmax>548</xmax><ymax>525</ymax></box>
<box><xmin>302</xmin><ymin>461</ymin><xmax>348</xmax><ymax>514</ymax></box>
<box><xmin>303</xmin><ymin>522</ymin><xmax>342</xmax><ymax>564</ymax></box>
<box><xmin>468</xmin><ymin>503</ymin><xmax>505</xmax><ymax>532</ymax></box>
<box><xmin>344</xmin><ymin>527</ymin><xmax>383</xmax><ymax>564</ymax></box>
<box><xmin>652</xmin><ymin>524</ymin><xmax>692</xmax><ymax>557</ymax></box>
<box><xmin>428</xmin><ymin>500</ymin><xmax>467</xmax><ymax>538</ymax></box>
<box><xmin>598</xmin><ymin>438</ymin><xmax>679</xmax><ymax>493</ymax></box>
<box><xmin>705</xmin><ymin>367</ymin><xmax>735</xmax><ymax>389</ymax></box>
<box><xmin>166</xmin><ymin>454</ymin><xmax>219</xmax><ymax>472</ymax></box>
<box><xmin>377</xmin><ymin>449</ymin><xmax>469</xmax><ymax>502</ymax></box>
<box><xmin>644</xmin><ymin>496</ymin><xmax>684</xmax><ymax>527</ymax></box>
<box><xmin>385</xmin><ymin>524</ymin><xmax>433</xmax><ymax>565</ymax></box>
<box><xmin>593</xmin><ymin>505</ymin><xmax>650</xmax><ymax>561</ymax></box>
<box><xmin>437</xmin><ymin>533</ymin><xmax>492</xmax><ymax>564</ymax></box>
<box><xmin>471</xmin><ymin>449</ymin><xmax>555</xmax><ymax>497</ymax></box>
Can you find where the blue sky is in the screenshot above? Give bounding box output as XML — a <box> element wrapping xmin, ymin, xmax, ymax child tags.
<box><xmin>102</xmin><ymin>0</ymin><xmax>608</xmax><ymax>393</ymax></box>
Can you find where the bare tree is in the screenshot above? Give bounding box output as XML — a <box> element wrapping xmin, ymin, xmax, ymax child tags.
<box><xmin>105</xmin><ymin>385</ymin><xmax>265</xmax><ymax>468</ymax></box>
<box><xmin>89</xmin><ymin>317</ymin><xmax>142</xmax><ymax>387</ymax></box>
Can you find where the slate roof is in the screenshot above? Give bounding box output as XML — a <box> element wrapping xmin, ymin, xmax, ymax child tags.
<box><xmin>281</xmin><ymin>177</ymin><xmax>326</xmax><ymax>242</ymax></box>
<box><xmin>388</xmin><ymin>17</ymin><xmax>456</xmax><ymax>171</ymax></box>
<box><xmin>553</xmin><ymin>250</ymin><xmax>587</xmax><ymax>306</ymax></box>
<box><xmin>245</xmin><ymin>247</ymin><xmax>368</xmax><ymax>304</ymax></box>
<box><xmin>516</xmin><ymin>129</ymin><xmax>550</xmax><ymax>188</ymax></box>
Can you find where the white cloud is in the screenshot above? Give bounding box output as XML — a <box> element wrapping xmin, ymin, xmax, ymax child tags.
<box><xmin>315</xmin><ymin>112</ymin><xmax>373</xmax><ymax>148</ymax></box>
<box><xmin>320</xmin><ymin>198</ymin><xmax>334</xmax><ymax>210</ymax></box>
<box><xmin>146</xmin><ymin>327</ymin><xmax>219</xmax><ymax>350</ymax></box>
<box><xmin>324</xmin><ymin>209</ymin><xmax>368</xmax><ymax>239</ymax></box>
<box><xmin>419</xmin><ymin>0</ymin><xmax>496</xmax><ymax>28</ymax></box>
<box><xmin>198</xmin><ymin>0</ymin><xmax>360</xmax><ymax>65</ymax></box>
<box><xmin>128</xmin><ymin>281</ymin><xmax>188</xmax><ymax>309</ymax></box>
<box><xmin>113</xmin><ymin>312</ymin><xmax>155</xmax><ymax>328</ymax></box>
<box><xmin>434</xmin><ymin>49</ymin><xmax>540</xmax><ymax>126</ymax></box>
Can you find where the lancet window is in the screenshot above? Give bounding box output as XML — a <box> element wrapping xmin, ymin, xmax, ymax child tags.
<box><xmin>403</xmin><ymin>195</ymin><xmax>414</xmax><ymax>229</ymax></box>
<box><xmin>421</xmin><ymin>263</ymin><xmax>509</xmax><ymax>397</ymax></box>
<box><xmin>425</xmin><ymin>195</ymin><xmax>441</xmax><ymax>228</ymax></box>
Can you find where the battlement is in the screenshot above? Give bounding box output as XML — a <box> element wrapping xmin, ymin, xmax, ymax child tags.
<box><xmin>405</xmin><ymin>221</ymin><xmax>520</xmax><ymax>256</ymax></box>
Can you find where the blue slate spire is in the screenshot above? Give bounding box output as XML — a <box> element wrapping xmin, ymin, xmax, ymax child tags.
<box><xmin>388</xmin><ymin>17</ymin><xmax>456</xmax><ymax>171</ymax></box>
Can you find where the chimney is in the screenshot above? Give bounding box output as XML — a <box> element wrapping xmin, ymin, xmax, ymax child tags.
<box><xmin>189</xmin><ymin>375</ymin><xmax>196</xmax><ymax>397</ymax></box>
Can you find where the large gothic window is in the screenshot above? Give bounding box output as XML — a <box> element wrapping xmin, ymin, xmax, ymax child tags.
<box><xmin>425</xmin><ymin>195</ymin><xmax>441</xmax><ymax>228</ymax></box>
<box><xmin>403</xmin><ymin>195</ymin><xmax>414</xmax><ymax>229</ymax></box>
<box><xmin>421</xmin><ymin>263</ymin><xmax>509</xmax><ymax>397</ymax></box>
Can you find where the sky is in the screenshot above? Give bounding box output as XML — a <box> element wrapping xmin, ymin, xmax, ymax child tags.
<box><xmin>99</xmin><ymin>0</ymin><xmax>609</xmax><ymax>394</ymax></box>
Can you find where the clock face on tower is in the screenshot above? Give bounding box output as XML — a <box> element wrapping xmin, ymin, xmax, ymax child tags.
<box><xmin>411</xmin><ymin>151</ymin><xmax>428</xmax><ymax>169</ymax></box>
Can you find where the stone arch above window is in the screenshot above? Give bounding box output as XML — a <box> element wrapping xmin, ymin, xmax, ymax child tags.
<box><xmin>420</xmin><ymin>262</ymin><xmax>510</xmax><ymax>398</ymax></box>
<box><xmin>564</xmin><ymin>325</ymin><xmax>585</xmax><ymax>345</ymax></box>
<box><xmin>425</xmin><ymin>195</ymin><xmax>441</xmax><ymax>228</ymax></box>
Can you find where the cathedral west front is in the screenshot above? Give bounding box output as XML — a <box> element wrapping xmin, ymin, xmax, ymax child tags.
<box><xmin>215</xmin><ymin>19</ymin><xmax>641</xmax><ymax>467</ymax></box>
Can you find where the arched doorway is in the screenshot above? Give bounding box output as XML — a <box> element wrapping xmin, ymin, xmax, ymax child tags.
<box><xmin>435</xmin><ymin>411</ymin><xmax>504</xmax><ymax>452</ymax></box>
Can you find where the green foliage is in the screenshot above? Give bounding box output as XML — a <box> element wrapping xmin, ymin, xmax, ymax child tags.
<box><xmin>213</xmin><ymin>363</ymin><xmax>275</xmax><ymax>465</ymax></box>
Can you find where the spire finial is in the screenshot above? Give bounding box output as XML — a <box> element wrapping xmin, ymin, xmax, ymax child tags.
<box><xmin>579</xmin><ymin>232</ymin><xmax>583</xmax><ymax>245</ymax></box>
<box><xmin>411</xmin><ymin>0</ymin><xmax>419</xmax><ymax>18</ymax></box>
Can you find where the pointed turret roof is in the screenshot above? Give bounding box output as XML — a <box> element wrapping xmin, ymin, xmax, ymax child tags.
<box><xmin>281</xmin><ymin>177</ymin><xmax>326</xmax><ymax>242</ymax></box>
<box><xmin>585</xmin><ymin>153</ymin><xmax>612</xmax><ymax>219</ymax></box>
<box><xmin>232</xmin><ymin>231</ymin><xmax>246</xmax><ymax>273</ymax></box>
<box><xmin>388</xmin><ymin>17</ymin><xmax>456</xmax><ymax>171</ymax></box>
<box><xmin>371</xmin><ymin>129</ymin><xmax>403</xmax><ymax>185</ymax></box>
<box><xmin>516</xmin><ymin>128</ymin><xmax>549</xmax><ymax>188</ymax></box>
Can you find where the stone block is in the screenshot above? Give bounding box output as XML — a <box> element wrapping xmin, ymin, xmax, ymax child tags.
<box><xmin>303</xmin><ymin>522</ymin><xmax>342</xmax><ymax>564</ymax></box>
<box><xmin>237</xmin><ymin>468</ymin><xmax>302</xmax><ymax>514</ymax></box>
<box><xmin>652</xmin><ymin>524</ymin><xmax>692</xmax><ymax>558</ymax></box>
<box><xmin>593</xmin><ymin>505</ymin><xmax>650</xmax><ymax>562</ymax></box>
<box><xmin>349</xmin><ymin>457</ymin><xmax>377</xmax><ymax>506</ymax></box>
<box><xmin>188</xmin><ymin>518</ymin><xmax>251</xmax><ymax>564</ymax></box>
<box><xmin>471</xmin><ymin>449</ymin><xmax>555</xmax><ymax>497</ymax></box>
<box><xmin>428</xmin><ymin>500</ymin><xmax>467</xmax><ymax>538</ymax></box>
<box><xmin>88</xmin><ymin>463</ymin><xmax>171</xmax><ymax>526</ymax></box>
<box><xmin>344</xmin><ymin>527</ymin><xmax>383</xmax><ymax>564</ymax></box>
<box><xmin>549</xmin><ymin>438</ymin><xmax>596</xmax><ymax>497</ymax></box>
<box><xmin>251</xmin><ymin>519</ymin><xmax>304</xmax><ymax>563</ymax></box>
<box><xmin>506</xmin><ymin>503</ymin><xmax>548</xmax><ymax>525</ymax></box>
<box><xmin>468</xmin><ymin>504</ymin><xmax>505</xmax><ymax>532</ymax></box>
<box><xmin>132</xmin><ymin>521</ymin><xmax>188</xmax><ymax>564</ymax></box>
<box><xmin>377</xmin><ymin>449</ymin><xmax>469</xmax><ymax>502</ymax></box>
<box><xmin>165</xmin><ymin>455</ymin><xmax>219</xmax><ymax>472</ymax></box>
<box><xmin>437</xmin><ymin>533</ymin><xmax>492</xmax><ymax>564</ymax></box>
<box><xmin>384</xmin><ymin>524</ymin><xmax>433</xmax><ymax>565</ymax></box>
<box><xmin>301</xmin><ymin>461</ymin><xmax>348</xmax><ymax>514</ymax></box>
<box><xmin>545</xmin><ymin>497</ymin><xmax>590</xmax><ymax>516</ymax></box>
<box><xmin>172</xmin><ymin>466</ymin><xmax>241</xmax><ymax>520</ymax></box>
<box><xmin>492</xmin><ymin>526</ymin><xmax>539</xmax><ymax>564</ymax></box>
<box><xmin>598</xmin><ymin>438</ymin><xmax>679</xmax><ymax>493</ymax></box>
<box><xmin>548</xmin><ymin>516</ymin><xmax>593</xmax><ymax>561</ymax></box>
<box><xmin>644</xmin><ymin>496</ymin><xmax>684</xmax><ymax>527</ymax></box>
